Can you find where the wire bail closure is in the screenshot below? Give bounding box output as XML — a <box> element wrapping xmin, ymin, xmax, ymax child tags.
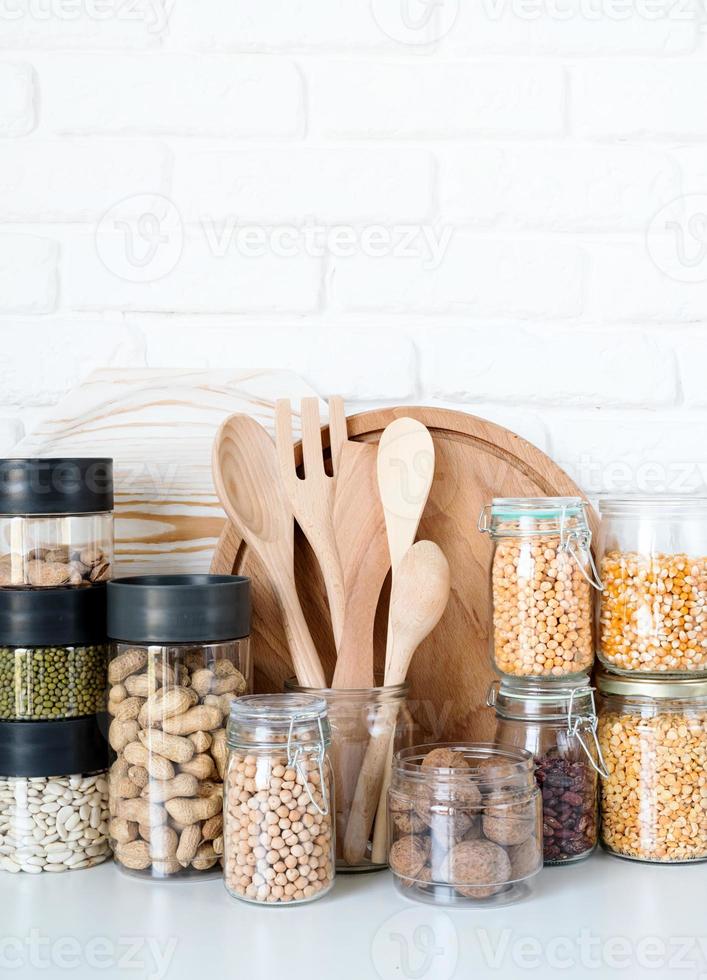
<box><xmin>286</xmin><ymin>714</ymin><xmax>330</xmax><ymax>817</ymax></box>
<box><xmin>567</xmin><ymin>687</ymin><xmax>609</xmax><ymax>779</ymax></box>
<box><xmin>559</xmin><ymin>505</ymin><xmax>604</xmax><ymax>593</ymax></box>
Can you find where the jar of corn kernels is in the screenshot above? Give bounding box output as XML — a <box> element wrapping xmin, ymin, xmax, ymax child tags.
<box><xmin>597</xmin><ymin>497</ymin><xmax>707</xmax><ymax>676</ymax></box>
<box><xmin>597</xmin><ymin>669</ymin><xmax>707</xmax><ymax>863</ymax></box>
<box><xmin>479</xmin><ymin>498</ymin><xmax>600</xmax><ymax>681</ymax></box>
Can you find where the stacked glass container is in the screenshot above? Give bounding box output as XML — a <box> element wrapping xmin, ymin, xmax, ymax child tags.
<box><xmin>480</xmin><ymin>497</ymin><xmax>604</xmax><ymax>869</ymax></box>
<box><xmin>0</xmin><ymin>458</ymin><xmax>114</xmax><ymax>874</ymax></box>
<box><xmin>594</xmin><ymin>496</ymin><xmax>707</xmax><ymax>863</ymax></box>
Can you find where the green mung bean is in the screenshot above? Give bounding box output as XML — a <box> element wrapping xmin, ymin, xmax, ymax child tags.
<box><xmin>0</xmin><ymin>645</ymin><xmax>107</xmax><ymax>720</ymax></box>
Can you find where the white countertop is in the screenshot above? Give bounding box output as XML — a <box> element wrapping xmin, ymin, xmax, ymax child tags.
<box><xmin>1</xmin><ymin>850</ymin><xmax>705</xmax><ymax>980</ymax></box>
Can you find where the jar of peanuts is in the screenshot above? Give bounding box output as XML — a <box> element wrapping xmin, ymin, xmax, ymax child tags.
<box><xmin>489</xmin><ymin>679</ymin><xmax>605</xmax><ymax>865</ymax></box>
<box><xmin>597</xmin><ymin>669</ymin><xmax>707</xmax><ymax>863</ymax></box>
<box><xmin>597</xmin><ymin>496</ymin><xmax>707</xmax><ymax>675</ymax></box>
<box><xmin>479</xmin><ymin>498</ymin><xmax>600</xmax><ymax>681</ymax></box>
<box><xmin>224</xmin><ymin>694</ymin><xmax>335</xmax><ymax>905</ymax></box>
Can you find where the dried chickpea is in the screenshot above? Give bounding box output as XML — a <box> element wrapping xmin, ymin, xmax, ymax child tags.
<box><xmin>599</xmin><ymin>551</ymin><xmax>707</xmax><ymax>674</ymax></box>
<box><xmin>490</xmin><ymin>519</ymin><xmax>593</xmax><ymax>679</ymax></box>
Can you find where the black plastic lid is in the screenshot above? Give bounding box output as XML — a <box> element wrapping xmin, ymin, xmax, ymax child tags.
<box><xmin>0</xmin><ymin>458</ymin><xmax>113</xmax><ymax>515</ymax></box>
<box><xmin>107</xmin><ymin>575</ymin><xmax>251</xmax><ymax>643</ymax></box>
<box><xmin>0</xmin><ymin>585</ymin><xmax>106</xmax><ymax>647</ymax></box>
<box><xmin>0</xmin><ymin>714</ymin><xmax>110</xmax><ymax>778</ymax></box>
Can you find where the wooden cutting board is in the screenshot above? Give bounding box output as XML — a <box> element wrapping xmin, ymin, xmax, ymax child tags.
<box><xmin>13</xmin><ymin>368</ymin><xmax>324</xmax><ymax>577</ymax></box>
<box><xmin>211</xmin><ymin>406</ymin><xmax>595</xmax><ymax>742</ymax></box>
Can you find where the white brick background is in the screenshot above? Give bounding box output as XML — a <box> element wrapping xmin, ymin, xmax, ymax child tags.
<box><xmin>1</xmin><ymin>0</ymin><xmax>707</xmax><ymax>496</ymax></box>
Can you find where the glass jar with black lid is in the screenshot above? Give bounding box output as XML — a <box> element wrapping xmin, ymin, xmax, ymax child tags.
<box><xmin>0</xmin><ymin>458</ymin><xmax>113</xmax><ymax>589</ymax></box>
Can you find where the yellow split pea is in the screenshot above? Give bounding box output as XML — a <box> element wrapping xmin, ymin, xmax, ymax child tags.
<box><xmin>598</xmin><ymin>710</ymin><xmax>707</xmax><ymax>862</ymax></box>
<box><xmin>491</xmin><ymin>528</ymin><xmax>593</xmax><ymax>678</ymax></box>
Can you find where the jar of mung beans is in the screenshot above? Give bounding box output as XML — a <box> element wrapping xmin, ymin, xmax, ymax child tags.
<box><xmin>0</xmin><ymin>587</ymin><xmax>107</xmax><ymax>720</ymax></box>
<box><xmin>478</xmin><ymin>497</ymin><xmax>601</xmax><ymax>681</ymax></box>
<box><xmin>0</xmin><ymin>458</ymin><xmax>113</xmax><ymax>589</ymax></box>
<box><xmin>597</xmin><ymin>496</ymin><xmax>707</xmax><ymax>675</ymax></box>
<box><xmin>597</xmin><ymin>669</ymin><xmax>707</xmax><ymax>863</ymax></box>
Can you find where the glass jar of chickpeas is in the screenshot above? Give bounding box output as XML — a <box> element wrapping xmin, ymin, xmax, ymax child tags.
<box><xmin>224</xmin><ymin>694</ymin><xmax>335</xmax><ymax>905</ymax></box>
<box><xmin>479</xmin><ymin>498</ymin><xmax>600</xmax><ymax>681</ymax></box>
<box><xmin>597</xmin><ymin>496</ymin><xmax>707</xmax><ymax>676</ymax></box>
<box><xmin>597</xmin><ymin>669</ymin><xmax>707</xmax><ymax>863</ymax></box>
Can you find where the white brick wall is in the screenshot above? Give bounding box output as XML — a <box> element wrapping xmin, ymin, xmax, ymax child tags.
<box><xmin>1</xmin><ymin>0</ymin><xmax>707</xmax><ymax>495</ymax></box>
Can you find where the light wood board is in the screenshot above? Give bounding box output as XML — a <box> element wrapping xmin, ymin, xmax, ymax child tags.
<box><xmin>14</xmin><ymin>368</ymin><xmax>323</xmax><ymax>577</ymax></box>
<box><xmin>212</xmin><ymin>406</ymin><xmax>595</xmax><ymax>742</ymax></box>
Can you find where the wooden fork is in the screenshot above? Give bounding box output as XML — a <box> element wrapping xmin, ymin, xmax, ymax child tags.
<box><xmin>276</xmin><ymin>397</ymin><xmax>346</xmax><ymax>651</ymax></box>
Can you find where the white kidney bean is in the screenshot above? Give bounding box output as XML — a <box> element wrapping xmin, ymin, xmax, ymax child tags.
<box><xmin>0</xmin><ymin>774</ymin><xmax>110</xmax><ymax>875</ymax></box>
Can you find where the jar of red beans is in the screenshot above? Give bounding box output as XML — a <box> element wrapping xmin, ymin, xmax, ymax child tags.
<box><xmin>489</xmin><ymin>679</ymin><xmax>604</xmax><ymax>865</ymax></box>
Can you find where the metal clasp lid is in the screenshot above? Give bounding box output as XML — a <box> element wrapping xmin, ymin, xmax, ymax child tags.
<box><xmin>559</xmin><ymin>506</ymin><xmax>604</xmax><ymax>593</ymax></box>
<box><xmin>286</xmin><ymin>714</ymin><xmax>330</xmax><ymax>817</ymax></box>
<box><xmin>486</xmin><ymin>679</ymin><xmax>500</xmax><ymax>708</ymax></box>
<box><xmin>477</xmin><ymin>504</ymin><xmax>492</xmax><ymax>534</ymax></box>
<box><xmin>567</xmin><ymin>687</ymin><xmax>609</xmax><ymax>779</ymax></box>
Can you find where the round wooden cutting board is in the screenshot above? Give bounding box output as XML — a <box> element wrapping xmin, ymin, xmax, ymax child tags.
<box><xmin>211</xmin><ymin>407</ymin><xmax>594</xmax><ymax>742</ymax></box>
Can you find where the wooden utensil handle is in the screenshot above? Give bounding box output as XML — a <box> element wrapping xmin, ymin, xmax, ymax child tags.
<box><xmin>342</xmin><ymin>702</ymin><xmax>399</xmax><ymax>866</ymax></box>
<box><xmin>277</xmin><ymin>584</ymin><xmax>327</xmax><ymax>689</ymax></box>
<box><xmin>370</xmin><ymin>738</ymin><xmax>395</xmax><ymax>864</ymax></box>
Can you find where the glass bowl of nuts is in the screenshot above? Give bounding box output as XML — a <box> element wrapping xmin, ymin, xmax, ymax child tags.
<box><xmin>388</xmin><ymin>743</ymin><xmax>543</xmax><ymax>907</ymax></box>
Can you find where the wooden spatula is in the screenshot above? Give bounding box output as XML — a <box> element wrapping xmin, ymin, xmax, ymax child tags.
<box><xmin>330</xmin><ymin>397</ymin><xmax>391</xmax><ymax>689</ymax></box>
<box><xmin>343</xmin><ymin>540</ymin><xmax>451</xmax><ymax>865</ymax></box>
<box><xmin>276</xmin><ymin>398</ymin><xmax>346</xmax><ymax>651</ymax></box>
<box><xmin>213</xmin><ymin>414</ymin><xmax>326</xmax><ymax>689</ymax></box>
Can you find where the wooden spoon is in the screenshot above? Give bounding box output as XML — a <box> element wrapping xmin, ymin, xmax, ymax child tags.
<box><xmin>331</xmin><ymin>397</ymin><xmax>391</xmax><ymax>689</ymax></box>
<box><xmin>213</xmin><ymin>414</ymin><xmax>326</xmax><ymax>689</ymax></box>
<box><xmin>377</xmin><ymin>417</ymin><xmax>435</xmax><ymax>675</ymax></box>
<box><xmin>343</xmin><ymin>540</ymin><xmax>451</xmax><ymax>866</ymax></box>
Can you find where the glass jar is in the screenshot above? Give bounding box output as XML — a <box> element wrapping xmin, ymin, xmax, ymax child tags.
<box><xmin>285</xmin><ymin>680</ymin><xmax>417</xmax><ymax>872</ymax></box>
<box><xmin>0</xmin><ymin>714</ymin><xmax>110</xmax><ymax>874</ymax></box>
<box><xmin>0</xmin><ymin>458</ymin><xmax>113</xmax><ymax>588</ymax></box>
<box><xmin>0</xmin><ymin>587</ymin><xmax>107</xmax><ymax>720</ymax></box>
<box><xmin>597</xmin><ymin>670</ymin><xmax>707</xmax><ymax>863</ymax></box>
<box><xmin>224</xmin><ymin>693</ymin><xmax>335</xmax><ymax>905</ymax></box>
<box><xmin>489</xmin><ymin>679</ymin><xmax>602</xmax><ymax>865</ymax></box>
<box><xmin>478</xmin><ymin>497</ymin><xmax>599</xmax><ymax>681</ymax></box>
<box><xmin>389</xmin><ymin>743</ymin><xmax>542</xmax><ymax>907</ymax></box>
<box><xmin>597</xmin><ymin>496</ymin><xmax>707</xmax><ymax>675</ymax></box>
<box><xmin>106</xmin><ymin>575</ymin><xmax>251</xmax><ymax>879</ymax></box>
